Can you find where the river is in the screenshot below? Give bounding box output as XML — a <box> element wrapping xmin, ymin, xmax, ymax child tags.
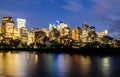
<box><xmin>0</xmin><ymin>51</ymin><xmax>120</xmax><ymax>77</ymax></box>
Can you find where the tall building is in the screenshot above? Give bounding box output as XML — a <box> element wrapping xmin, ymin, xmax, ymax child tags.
<box><xmin>82</xmin><ymin>23</ymin><xmax>89</xmax><ymax>30</ymax></box>
<box><xmin>17</xmin><ymin>18</ymin><xmax>26</xmax><ymax>36</ymax></box>
<box><xmin>1</xmin><ymin>17</ymin><xmax>18</xmax><ymax>39</ymax></box>
<box><xmin>90</xmin><ymin>26</ymin><xmax>95</xmax><ymax>31</ymax></box>
<box><xmin>61</xmin><ymin>27</ymin><xmax>70</xmax><ymax>37</ymax></box>
<box><xmin>49</xmin><ymin>28</ymin><xmax>60</xmax><ymax>41</ymax></box>
<box><xmin>31</xmin><ymin>28</ymin><xmax>40</xmax><ymax>32</ymax></box>
<box><xmin>19</xmin><ymin>27</ymin><xmax>28</xmax><ymax>43</ymax></box>
<box><xmin>41</xmin><ymin>28</ymin><xmax>49</xmax><ymax>37</ymax></box>
<box><xmin>49</xmin><ymin>24</ymin><xmax>56</xmax><ymax>32</ymax></box>
<box><xmin>17</xmin><ymin>18</ymin><xmax>26</xmax><ymax>28</ymax></box>
<box><xmin>49</xmin><ymin>24</ymin><xmax>53</xmax><ymax>31</ymax></box>
<box><xmin>56</xmin><ymin>21</ymin><xmax>68</xmax><ymax>32</ymax></box>
<box><xmin>35</xmin><ymin>30</ymin><xmax>46</xmax><ymax>44</ymax></box>
<box><xmin>81</xmin><ymin>24</ymin><xmax>90</xmax><ymax>42</ymax></box>
<box><xmin>71</xmin><ymin>27</ymin><xmax>81</xmax><ymax>41</ymax></box>
<box><xmin>28</xmin><ymin>28</ymin><xmax>41</xmax><ymax>44</ymax></box>
<box><xmin>60</xmin><ymin>27</ymin><xmax>72</xmax><ymax>45</ymax></box>
<box><xmin>28</xmin><ymin>31</ymin><xmax>35</xmax><ymax>44</ymax></box>
<box><xmin>2</xmin><ymin>17</ymin><xmax>14</xmax><ymax>25</ymax></box>
<box><xmin>96</xmin><ymin>30</ymin><xmax>108</xmax><ymax>42</ymax></box>
<box><xmin>0</xmin><ymin>26</ymin><xmax>3</xmax><ymax>41</ymax></box>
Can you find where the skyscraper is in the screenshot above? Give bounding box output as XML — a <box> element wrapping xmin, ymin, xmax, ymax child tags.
<box><xmin>17</xmin><ymin>18</ymin><xmax>26</xmax><ymax>36</ymax></box>
<box><xmin>1</xmin><ymin>17</ymin><xmax>18</xmax><ymax>39</ymax></box>
<box><xmin>17</xmin><ymin>18</ymin><xmax>26</xmax><ymax>28</ymax></box>
<box><xmin>2</xmin><ymin>17</ymin><xmax>14</xmax><ymax>25</ymax></box>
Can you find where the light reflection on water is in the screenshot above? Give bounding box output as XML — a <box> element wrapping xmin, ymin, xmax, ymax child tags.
<box><xmin>0</xmin><ymin>51</ymin><xmax>120</xmax><ymax>77</ymax></box>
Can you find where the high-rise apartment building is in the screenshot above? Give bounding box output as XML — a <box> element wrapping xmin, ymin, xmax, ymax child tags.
<box><xmin>56</xmin><ymin>21</ymin><xmax>68</xmax><ymax>32</ymax></box>
<box><xmin>28</xmin><ymin>31</ymin><xmax>35</xmax><ymax>44</ymax></box>
<box><xmin>17</xmin><ymin>18</ymin><xmax>26</xmax><ymax>28</ymax></box>
<box><xmin>71</xmin><ymin>27</ymin><xmax>81</xmax><ymax>41</ymax></box>
<box><xmin>2</xmin><ymin>17</ymin><xmax>14</xmax><ymax>25</ymax></box>
<box><xmin>19</xmin><ymin>27</ymin><xmax>28</xmax><ymax>43</ymax></box>
<box><xmin>61</xmin><ymin>27</ymin><xmax>70</xmax><ymax>37</ymax></box>
<box><xmin>1</xmin><ymin>17</ymin><xmax>18</xmax><ymax>39</ymax></box>
<box><xmin>17</xmin><ymin>18</ymin><xmax>26</xmax><ymax>36</ymax></box>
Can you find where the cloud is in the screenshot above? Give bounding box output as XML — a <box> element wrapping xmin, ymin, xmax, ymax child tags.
<box><xmin>0</xmin><ymin>9</ymin><xmax>34</xmax><ymax>25</ymax></box>
<box><xmin>62</xmin><ymin>0</ymin><xmax>83</xmax><ymax>13</ymax></box>
<box><xmin>90</xmin><ymin>0</ymin><xmax>111</xmax><ymax>21</ymax></box>
<box><xmin>6</xmin><ymin>0</ymin><xmax>42</xmax><ymax>7</ymax></box>
<box><xmin>0</xmin><ymin>9</ymin><xmax>19</xmax><ymax>17</ymax></box>
<box><xmin>89</xmin><ymin>0</ymin><xmax>120</xmax><ymax>39</ymax></box>
<box><xmin>91</xmin><ymin>0</ymin><xmax>110</xmax><ymax>10</ymax></box>
<box><xmin>111</xmin><ymin>19</ymin><xmax>120</xmax><ymax>30</ymax></box>
<box><xmin>0</xmin><ymin>9</ymin><xmax>34</xmax><ymax>17</ymax></box>
<box><xmin>91</xmin><ymin>0</ymin><xmax>120</xmax><ymax>22</ymax></box>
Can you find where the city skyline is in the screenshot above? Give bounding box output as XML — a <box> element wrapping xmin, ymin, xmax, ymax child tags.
<box><xmin>0</xmin><ymin>0</ymin><xmax>120</xmax><ymax>39</ymax></box>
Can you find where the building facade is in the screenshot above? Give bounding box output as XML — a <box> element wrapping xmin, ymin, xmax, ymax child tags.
<box><xmin>19</xmin><ymin>27</ymin><xmax>28</xmax><ymax>43</ymax></box>
<box><xmin>17</xmin><ymin>18</ymin><xmax>26</xmax><ymax>37</ymax></box>
<box><xmin>28</xmin><ymin>31</ymin><xmax>35</xmax><ymax>44</ymax></box>
<box><xmin>1</xmin><ymin>17</ymin><xmax>18</xmax><ymax>39</ymax></box>
<box><xmin>71</xmin><ymin>27</ymin><xmax>81</xmax><ymax>41</ymax></box>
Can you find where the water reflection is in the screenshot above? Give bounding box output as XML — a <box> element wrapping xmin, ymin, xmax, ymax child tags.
<box><xmin>79</xmin><ymin>56</ymin><xmax>91</xmax><ymax>76</ymax></box>
<box><xmin>56</xmin><ymin>54</ymin><xmax>71</xmax><ymax>77</ymax></box>
<box><xmin>101</xmin><ymin>57</ymin><xmax>111</xmax><ymax>77</ymax></box>
<box><xmin>0</xmin><ymin>51</ymin><xmax>38</xmax><ymax>77</ymax></box>
<box><xmin>0</xmin><ymin>51</ymin><xmax>120</xmax><ymax>77</ymax></box>
<box><xmin>0</xmin><ymin>51</ymin><xmax>18</xmax><ymax>77</ymax></box>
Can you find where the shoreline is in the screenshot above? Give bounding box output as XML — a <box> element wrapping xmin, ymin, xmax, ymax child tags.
<box><xmin>0</xmin><ymin>48</ymin><xmax>120</xmax><ymax>55</ymax></box>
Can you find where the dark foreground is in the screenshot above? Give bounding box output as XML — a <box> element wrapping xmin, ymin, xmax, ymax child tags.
<box><xmin>0</xmin><ymin>48</ymin><xmax>120</xmax><ymax>55</ymax></box>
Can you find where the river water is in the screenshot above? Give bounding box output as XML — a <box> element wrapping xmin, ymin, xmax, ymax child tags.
<box><xmin>0</xmin><ymin>51</ymin><xmax>120</xmax><ymax>77</ymax></box>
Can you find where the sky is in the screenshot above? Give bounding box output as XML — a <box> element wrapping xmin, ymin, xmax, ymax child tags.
<box><xmin>0</xmin><ymin>0</ymin><xmax>120</xmax><ymax>39</ymax></box>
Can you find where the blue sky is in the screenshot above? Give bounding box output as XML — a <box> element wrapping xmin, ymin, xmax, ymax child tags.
<box><xmin>0</xmin><ymin>0</ymin><xmax>120</xmax><ymax>39</ymax></box>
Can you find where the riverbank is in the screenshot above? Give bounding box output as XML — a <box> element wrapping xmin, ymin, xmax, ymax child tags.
<box><xmin>0</xmin><ymin>48</ymin><xmax>120</xmax><ymax>55</ymax></box>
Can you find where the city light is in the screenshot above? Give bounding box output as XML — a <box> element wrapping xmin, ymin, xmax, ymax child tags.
<box><xmin>104</xmin><ymin>30</ymin><xmax>108</xmax><ymax>35</ymax></box>
<box><xmin>17</xmin><ymin>18</ymin><xmax>26</xmax><ymax>28</ymax></box>
<box><xmin>0</xmin><ymin>16</ymin><xmax>119</xmax><ymax>49</ymax></box>
<box><xmin>17</xmin><ymin>18</ymin><xmax>26</xmax><ymax>22</ymax></box>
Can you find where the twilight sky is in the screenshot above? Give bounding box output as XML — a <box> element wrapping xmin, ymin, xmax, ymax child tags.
<box><xmin>0</xmin><ymin>0</ymin><xmax>120</xmax><ymax>39</ymax></box>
